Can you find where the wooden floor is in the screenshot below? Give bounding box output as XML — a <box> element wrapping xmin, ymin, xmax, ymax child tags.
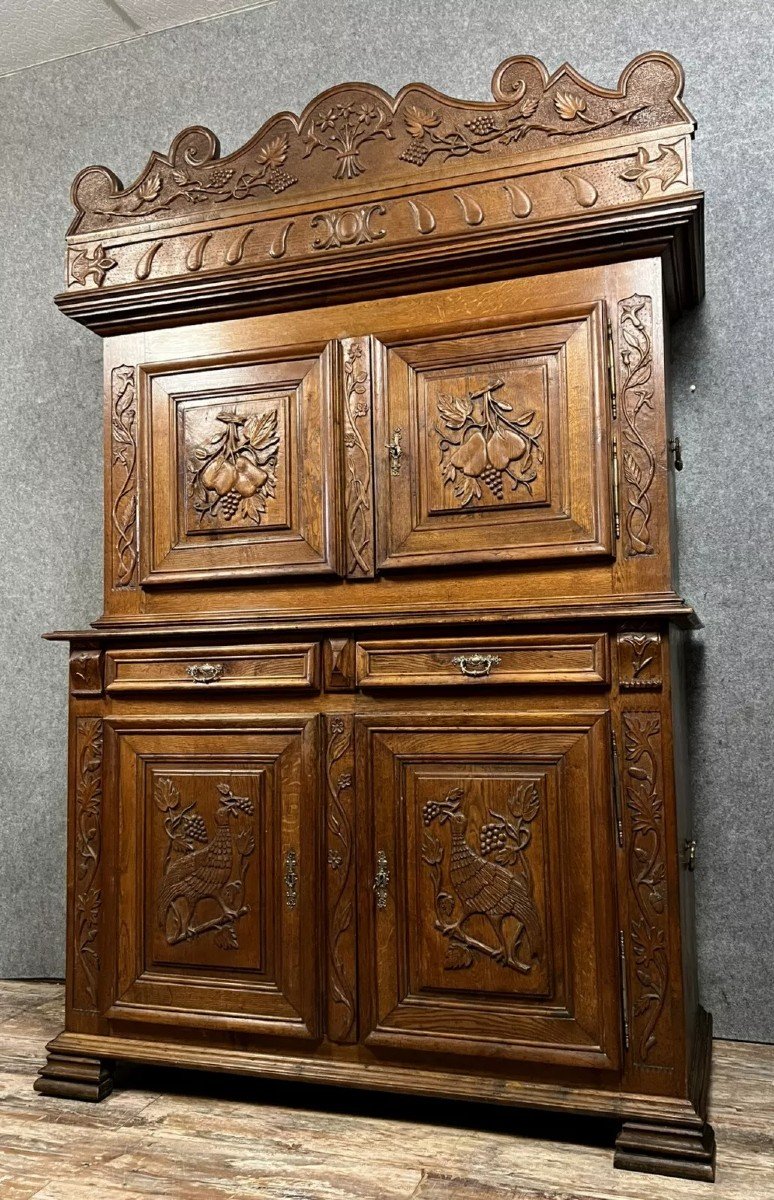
<box><xmin>1</xmin><ymin>982</ymin><xmax>772</xmax><ymax>1199</ymax></box>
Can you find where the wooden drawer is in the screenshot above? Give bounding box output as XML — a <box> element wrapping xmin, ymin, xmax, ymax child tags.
<box><xmin>355</xmin><ymin>635</ymin><xmax>609</xmax><ymax>687</ymax></box>
<box><xmin>105</xmin><ymin>644</ymin><xmax>319</xmax><ymax>693</ymax></box>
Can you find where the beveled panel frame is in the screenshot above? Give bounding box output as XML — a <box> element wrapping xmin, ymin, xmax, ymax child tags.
<box><xmin>357</xmin><ymin>711</ymin><xmax>621</xmax><ymax>1070</ymax></box>
<box><xmin>373</xmin><ymin>297</ymin><xmax>612</xmax><ymax>570</ymax></box>
<box><xmin>139</xmin><ymin>343</ymin><xmax>342</xmax><ymax>585</ymax></box>
<box><xmin>102</xmin><ymin>716</ymin><xmax>320</xmax><ymax>1039</ymax></box>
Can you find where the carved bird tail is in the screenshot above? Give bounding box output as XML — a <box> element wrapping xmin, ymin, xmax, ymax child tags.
<box><xmin>517</xmin><ymin>891</ymin><xmax>543</xmax><ymax>961</ymax></box>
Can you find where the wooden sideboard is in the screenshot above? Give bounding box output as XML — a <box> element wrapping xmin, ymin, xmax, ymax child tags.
<box><xmin>38</xmin><ymin>51</ymin><xmax>715</xmax><ymax>1182</ymax></box>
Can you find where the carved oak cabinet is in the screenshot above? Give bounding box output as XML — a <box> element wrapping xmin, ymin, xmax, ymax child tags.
<box><xmin>40</xmin><ymin>52</ymin><xmax>714</xmax><ymax>1182</ymax></box>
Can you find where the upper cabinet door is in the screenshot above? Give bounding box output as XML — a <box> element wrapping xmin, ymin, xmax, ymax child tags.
<box><xmin>373</xmin><ymin>296</ymin><xmax>612</xmax><ymax>571</ymax></box>
<box><xmin>141</xmin><ymin>342</ymin><xmax>341</xmax><ymax>585</ymax></box>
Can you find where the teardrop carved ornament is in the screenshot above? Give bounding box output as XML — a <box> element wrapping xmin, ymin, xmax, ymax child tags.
<box><xmin>67</xmin><ymin>53</ymin><xmax>694</xmax><ymax>237</ymax></box>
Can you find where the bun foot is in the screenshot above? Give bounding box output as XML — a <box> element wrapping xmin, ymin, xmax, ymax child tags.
<box><xmin>34</xmin><ymin>1050</ymin><xmax>114</xmax><ymax>1102</ymax></box>
<box><xmin>615</xmin><ymin>1118</ymin><xmax>716</xmax><ymax>1182</ymax></box>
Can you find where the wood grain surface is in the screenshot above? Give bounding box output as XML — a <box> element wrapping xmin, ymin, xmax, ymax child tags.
<box><xmin>2</xmin><ymin>981</ymin><xmax>772</xmax><ymax>1199</ymax></box>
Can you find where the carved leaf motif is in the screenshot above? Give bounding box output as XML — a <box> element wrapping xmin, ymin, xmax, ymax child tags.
<box><xmin>620</xmin><ymin>143</ymin><xmax>683</xmax><ymax>196</ymax></box>
<box><xmin>555</xmin><ymin>90</ymin><xmax>587</xmax><ymax>120</ymax></box>
<box><xmin>404</xmin><ymin>105</ymin><xmax>441</xmax><ymax>138</ymax></box>
<box><xmin>445</xmin><ymin>941</ymin><xmax>474</xmax><ymax>969</ymax></box>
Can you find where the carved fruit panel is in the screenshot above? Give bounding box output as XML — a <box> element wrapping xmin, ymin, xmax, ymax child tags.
<box><xmin>147</xmin><ymin>768</ymin><xmax>263</xmax><ymax>971</ymax></box>
<box><xmin>181</xmin><ymin>394</ymin><xmax>290</xmax><ymax>535</ymax></box>
<box><xmin>419</xmin><ymin>775</ymin><xmax>547</xmax><ymax>991</ymax></box>
<box><xmin>430</xmin><ymin>369</ymin><xmax>548</xmax><ymax>513</ymax></box>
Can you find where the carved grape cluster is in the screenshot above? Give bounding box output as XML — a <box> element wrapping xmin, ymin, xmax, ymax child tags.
<box><xmin>183</xmin><ymin>813</ymin><xmax>208</xmax><ymax>843</ymax></box>
<box><xmin>479</xmin><ymin>823</ymin><xmax>508</xmax><ymax>855</ymax></box>
<box><xmin>231</xmin><ymin>794</ymin><xmax>255</xmax><ymax>816</ymax></box>
<box><xmin>422</xmin><ymin>800</ymin><xmax>441</xmax><ymax>825</ymax></box>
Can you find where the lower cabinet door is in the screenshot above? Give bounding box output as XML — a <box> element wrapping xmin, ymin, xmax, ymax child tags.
<box><xmin>359</xmin><ymin>712</ymin><xmax>621</xmax><ymax>1070</ymax></box>
<box><xmin>104</xmin><ymin>716</ymin><xmax>319</xmax><ymax>1038</ymax></box>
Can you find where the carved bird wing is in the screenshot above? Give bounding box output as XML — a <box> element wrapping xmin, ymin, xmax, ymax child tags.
<box><xmin>462</xmin><ymin>856</ymin><xmax>518</xmax><ymax>913</ymax></box>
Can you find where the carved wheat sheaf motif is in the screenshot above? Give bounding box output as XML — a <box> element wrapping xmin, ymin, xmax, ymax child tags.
<box><xmin>154</xmin><ymin>778</ymin><xmax>256</xmax><ymax>951</ymax></box>
<box><xmin>324</xmin><ymin>716</ymin><xmax>356</xmax><ymax>1041</ymax></box>
<box><xmin>623</xmin><ymin>712</ymin><xmax>669</xmax><ymax>1061</ymax></box>
<box><xmin>422</xmin><ymin>784</ymin><xmax>543</xmax><ymax>972</ymax></box>
<box><xmin>342</xmin><ymin>338</ymin><xmax>374</xmax><ymax>577</ymax></box>
<box><xmin>110</xmin><ymin>365</ymin><xmax>138</xmax><ymax>589</ymax></box>
<box><xmin>437</xmin><ymin>378</ymin><xmax>544</xmax><ymax>507</ymax></box>
<box><xmin>74</xmin><ymin>718</ymin><xmax>103</xmax><ymax>1010</ymax></box>
<box><xmin>618</xmin><ymin>295</ymin><xmax>656</xmax><ymax>556</ymax></box>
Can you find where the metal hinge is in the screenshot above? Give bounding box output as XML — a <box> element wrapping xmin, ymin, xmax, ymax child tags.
<box><xmin>682</xmin><ymin>838</ymin><xmax>697</xmax><ymax>871</ymax></box>
<box><xmin>669</xmin><ymin>435</ymin><xmax>684</xmax><ymax>470</ymax></box>
<box><xmin>606</xmin><ymin>318</ymin><xmax>617</xmax><ymax>419</ymax></box>
<box><xmin>619</xmin><ymin>930</ymin><xmax>630</xmax><ymax>1050</ymax></box>
<box><xmin>611</xmin><ymin>729</ymin><xmax>623</xmax><ymax>847</ymax></box>
<box><xmin>612</xmin><ymin>437</ymin><xmax>621</xmax><ymax>539</ymax></box>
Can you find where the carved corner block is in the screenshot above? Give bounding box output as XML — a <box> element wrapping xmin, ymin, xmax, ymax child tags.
<box><xmin>323</xmin><ymin>638</ymin><xmax>356</xmax><ymax>691</ymax></box>
<box><xmin>69</xmin><ymin>649</ymin><xmax>103</xmax><ymax>697</ymax></box>
<box><xmin>617</xmin><ymin>632</ymin><xmax>662</xmax><ymax>690</ymax></box>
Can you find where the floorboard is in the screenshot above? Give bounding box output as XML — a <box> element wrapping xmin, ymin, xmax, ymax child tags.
<box><xmin>0</xmin><ymin>982</ymin><xmax>771</xmax><ymax>1199</ymax></box>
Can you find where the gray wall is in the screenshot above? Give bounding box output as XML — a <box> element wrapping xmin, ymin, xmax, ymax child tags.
<box><xmin>0</xmin><ymin>0</ymin><xmax>772</xmax><ymax>1042</ymax></box>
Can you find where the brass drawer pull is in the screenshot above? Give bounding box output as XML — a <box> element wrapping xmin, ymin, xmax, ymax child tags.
<box><xmin>284</xmin><ymin>848</ymin><xmax>298</xmax><ymax>909</ymax></box>
<box><xmin>373</xmin><ymin>850</ymin><xmax>390</xmax><ymax>909</ymax></box>
<box><xmin>451</xmin><ymin>653</ymin><xmax>502</xmax><ymax>678</ymax></box>
<box><xmin>185</xmin><ymin>662</ymin><xmax>225</xmax><ymax>684</ymax></box>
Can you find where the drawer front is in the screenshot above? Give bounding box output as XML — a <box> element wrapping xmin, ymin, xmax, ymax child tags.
<box><xmin>356</xmin><ymin>635</ymin><xmax>609</xmax><ymax>687</ymax></box>
<box><xmin>105</xmin><ymin>644</ymin><xmax>319</xmax><ymax>693</ymax></box>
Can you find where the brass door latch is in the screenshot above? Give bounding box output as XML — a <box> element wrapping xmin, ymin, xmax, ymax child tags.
<box><xmin>386</xmin><ymin>429</ymin><xmax>403</xmax><ymax>475</ymax></box>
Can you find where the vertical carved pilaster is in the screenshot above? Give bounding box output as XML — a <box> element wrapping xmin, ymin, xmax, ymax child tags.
<box><xmin>341</xmin><ymin>337</ymin><xmax>375</xmax><ymax>578</ymax></box>
<box><xmin>622</xmin><ymin>711</ymin><xmax>669</xmax><ymax>1064</ymax></box>
<box><xmin>324</xmin><ymin>715</ymin><xmax>357</xmax><ymax>1041</ymax></box>
<box><xmin>73</xmin><ymin>718</ymin><xmax>103</xmax><ymax>1011</ymax></box>
<box><xmin>110</xmin><ymin>364</ymin><xmax>138</xmax><ymax>589</ymax></box>
<box><xmin>618</xmin><ymin>295</ymin><xmax>655</xmax><ymax>557</ymax></box>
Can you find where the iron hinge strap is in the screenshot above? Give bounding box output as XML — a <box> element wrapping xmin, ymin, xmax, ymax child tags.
<box><xmin>606</xmin><ymin>318</ymin><xmax>618</xmax><ymax>420</ymax></box>
<box><xmin>611</xmin><ymin>728</ymin><xmax>623</xmax><ymax>848</ymax></box>
<box><xmin>612</xmin><ymin>437</ymin><xmax>621</xmax><ymax>540</ymax></box>
<box><xmin>619</xmin><ymin>929</ymin><xmax>630</xmax><ymax>1051</ymax></box>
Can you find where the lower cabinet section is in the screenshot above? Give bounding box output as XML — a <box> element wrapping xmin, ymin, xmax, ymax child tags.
<box><xmin>103</xmin><ymin>717</ymin><xmax>320</xmax><ymax>1038</ymax></box>
<box><xmin>359</xmin><ymin>713</ymin><xmax>621</xmax><ymax>1070</ymax></box>
<box><xmin>52</xmin><ymin>631</ymin><xmax>714</xmax><ymax>1181</ymax></box>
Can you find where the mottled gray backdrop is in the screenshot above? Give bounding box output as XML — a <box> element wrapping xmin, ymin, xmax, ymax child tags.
<box><xmin>0</xmin><ymin>0</ymin><xmax>771</xmax><ymax>1041</ymax></box>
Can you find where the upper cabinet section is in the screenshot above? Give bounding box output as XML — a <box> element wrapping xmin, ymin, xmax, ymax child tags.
<box><xmin>57</xmin><ymin>52</ymin><xmax>703</xmax><ymax>334</ymax></box>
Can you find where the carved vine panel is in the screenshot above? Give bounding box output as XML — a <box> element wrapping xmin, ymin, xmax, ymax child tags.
<box><xmin>153</xmin><ymin>776</ymin><xmax>256</xmax><ymax>951</ymax></box>
<box><xmin>341</xmin><ymin>338</ymin><xmax>375</xmax><ymax>578</ymax></box>
<box><xmin>73</xmin><ymin>717</ymin><xmax>103</xmax><ymax>1010</ymax></box>
<box><xmin>623</xmin><ymin>711</ymin><xmax>670</xmax><ymax>1064</ymax></box>
<box><xmin>110</xmin><ymin>365</ymin><xmax>138</xmax><ymax>589</ymax></box>
<box><xmin>618</xmin><ymin>295</ymin><xmax>656</xmax><ymax>557</ymax></box>
<box><xmin>421</xmin><ymin>781</ymin><xmax>544</xmax><ymax>975</ymax></box>
<box><xmin>324</xmin><ymin>715</ymin><xmax>357</xmax><ymax>1041</ymax></box>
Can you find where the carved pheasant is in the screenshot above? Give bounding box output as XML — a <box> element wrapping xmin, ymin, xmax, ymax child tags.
<box><xmin>426</xmin><ymin>788</ymin><xmax>543</xmax><ymax>971</ymax></box>
<box><xmin>157</xmin><ymin>789</ymin><xmax>253</xmax><ymax>942</ymax></box>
